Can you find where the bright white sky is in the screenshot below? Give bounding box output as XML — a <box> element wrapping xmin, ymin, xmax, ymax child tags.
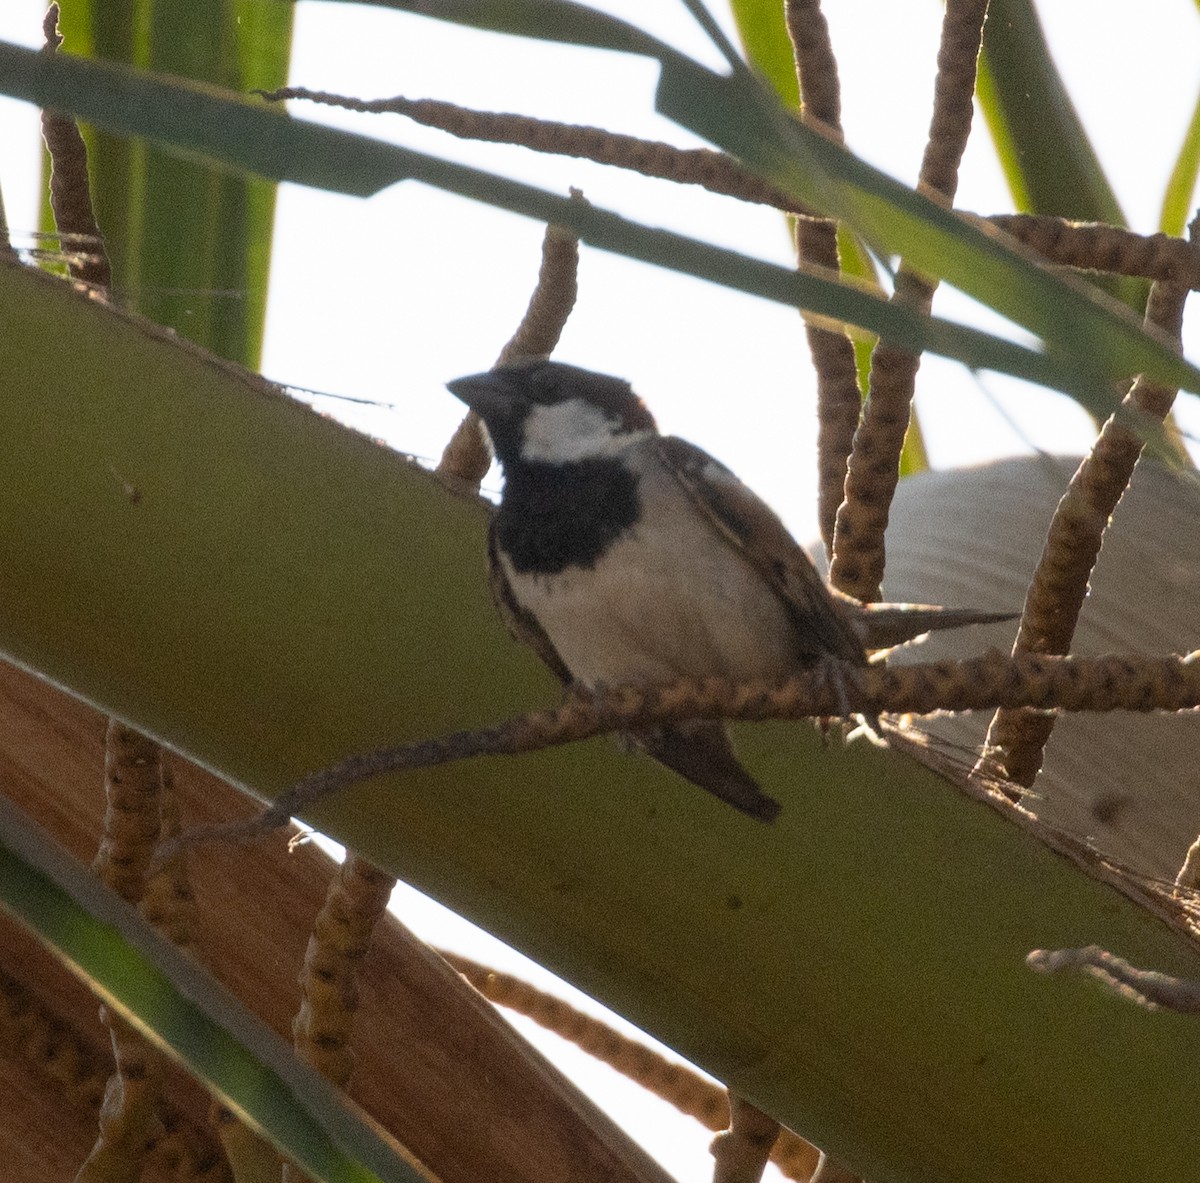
<box><xmin>2</xmin><ymin>2</ymin><xmax>1200</xmax><ymax>1180</ymax></box>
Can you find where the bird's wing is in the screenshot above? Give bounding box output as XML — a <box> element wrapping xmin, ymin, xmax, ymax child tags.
<box><xmin>486</xmin><ymin>517</ymin><xmax>573</xmax><ymax>685</ymax></box>
<box><xmin>655</xmin><ymin>435</ymin><xmax>867</xmax><ymax>666</ymax></box>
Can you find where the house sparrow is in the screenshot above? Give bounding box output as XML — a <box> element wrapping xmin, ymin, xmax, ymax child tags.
<box><xmin>448</xmin><ymin>359</ymin><xmax>1011</xmax><ymax>823</ymax></box>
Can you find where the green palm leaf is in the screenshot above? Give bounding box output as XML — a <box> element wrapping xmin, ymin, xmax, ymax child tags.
<box><xmin>2</xmin><ymin>251</ymin><xmax>1199</xmax><ymax>1183</ymax></box>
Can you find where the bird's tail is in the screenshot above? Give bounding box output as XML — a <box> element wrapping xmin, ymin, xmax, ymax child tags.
<box><xmin>852</xmin><ymin>604</ymin><xmax>1017</xmax><ymax>653</ymax></box>
<box><xmin>634</xmin><ymin>723</ymin><xmax>781</xmax><ymax>823</ymax></box>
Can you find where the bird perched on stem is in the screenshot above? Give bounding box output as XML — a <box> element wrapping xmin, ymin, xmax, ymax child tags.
<box><xmin>448</xmin><ymin>359</ymin><xmax>1011</xmax><ymax>823</ymax></box>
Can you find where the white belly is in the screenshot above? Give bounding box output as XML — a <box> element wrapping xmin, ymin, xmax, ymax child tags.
<box><xmin>501</xmin><ymin>505</ymin><xmax>799</xmax><ymax>686</ymax></box>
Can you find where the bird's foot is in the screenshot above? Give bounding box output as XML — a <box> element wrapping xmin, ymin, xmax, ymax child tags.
<box><xmin>817</xmin><ymin>657</ymin><xmax>888</xmax><ymax>747</ymax></box>
<box><xmin>565</xmin><ymin>681</ymin><xmax>643</xmax><ymax>752</ymax></box>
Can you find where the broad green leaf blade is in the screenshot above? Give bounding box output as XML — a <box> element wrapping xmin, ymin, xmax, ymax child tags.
<box><xmin>0</xmin><ymin>794</ymin><xmax>428</xmax><ymax>1183</ymax></box>
<box><xmin>3</xmin><ymin>252</ymin><xmax>1200</xmax><ymax>1183</ymax></box>
<box><xmin>131</xmin><ymin>0</ymin><xmax>293</xmax><ymax>366</ymax></box>
<box><xmin>47</xmin><ymin>0</ymin><xmax>294</xmax><ymax>367</ymax></box>
<box><xmin>1160</xmin><ymin>84</ymin><xmax>1200</xmax><ymax>236</ymax></box>
<box><xmin>977</xmin><ymin>0</ymin><xmax>1124</xmax><ymax>225</ymax></box>
<box><xmin>974</xmin><ymin>51</ymin><xmax>1030</xmax><ymax>210</ymax></box>
<box><xmin>0</xmin><ymin>39</ymin><xmax>1097</xmax><ymax>400</ymax></box>
<box><xmin>727</xmin><ymin>0</ymin><xmax>799</xmax><ymax>109</ymax></box>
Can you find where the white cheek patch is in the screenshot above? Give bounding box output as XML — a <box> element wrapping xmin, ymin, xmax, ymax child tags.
<box><xmin>520</xmin><ymin>399</ymin><xmax>649</xmax><ymax>463</ymax></box>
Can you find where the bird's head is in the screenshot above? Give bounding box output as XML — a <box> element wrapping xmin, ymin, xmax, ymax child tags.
<box><xmin>446</xmin><ymin>359</ymin><xmax>658</xmax><ymax>469</ymax></box>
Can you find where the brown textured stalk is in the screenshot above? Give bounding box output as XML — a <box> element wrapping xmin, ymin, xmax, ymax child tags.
<box><xmin>75</xmin><ymin>1013</ymin><xmax>165</xmax><ymax>1183</ymax></box>
<box><xmin>710</xmin><ymin>1096</ymin><xmax>781</xmax><ymax>1183</ymax></box>
<box><xmin>784</xmin><ymin>0</ymin><xmax>863</xmax><ymax>556</ymax></box>
<box><xmin>39</xmin><ymin>5</ymin><xmax>112</xmax><ymax>293</ymax></box>
<box><xmin>495</xmin><ymin>199</ymin><xmax>581</xmax><ymax>366</ymax></box>
<box><xmin>443</xmin><ymin>952</ymin><xmax>821</xmax><ymax>1182</ymax></box>
<box><xmin>980</xmin><ymin>233</ymin><xmax>1193</xmax><ymax>788</ymax></box>
<box><xmin>92</xmin><ymin>721</ymin><xmax>163</xmax><ymax>903</ymax></box>
<box><xmin>292</xmin><ymin>856</ymin><xmax>396</xmax><ymax>1087</ymax></box>
<box><xmin>131</xmin><ymin>777</ymin><xmax>231</xmax><ymax>1177</ymax></box>
<box><xmin>915</xmin><ymin>0</ymin><xmax>991</xmax><ymax>202</ymax></box>
<box><xmin>259</xmin><ymin>86</ymin><xmax>809</xmax><ymax>213</ymax></box>
<box><xmin>798</xmin><ymin>218</ymin><xmax>863</xmax><ymax>557</ymax></box>
<box><xmin>0</xmin><ymin>967</ymin><xmax>107</xmax><ymax>1114</ymax></box>
<box><xmin>826</xmin><ymin>271</ymin><xmax>930</xmax><ymax>601</ymax></box>
<box><xmin>137</xmin><ymin>762</ymin><xmax>198</xmax><ymax>947</ymax></box>
<box><xmin>258</xmin><ymin>88</ymin><xmax>1200</xmax><ymax>294</ymax></box>
<box><xmin>438</xmin><ymin>206</ymin><xmax>581</xmax><ymax>486</ymax></box>
<box><xmin>435</xmin><ymin>413</ymin><xmax>492</xmax><ymax>488</ymax></box>
<box><xmin>1027</xmin><ymin>946</ymin><xmax>1200</xmax><ymax>1014</ymax></box>
<box><xmin>446</xmin><ymin>951</ymin><xmax>727</xmax><ymax>1125</ymax></box>
<box><xmin>829</xmin><ymin>0</ymin><xmax>989</xmax><ymax>602</ymax></box>
<box><xmin>76</xmin><ymin>722</ymin><xmax>170</xmax><ymax>1181</ymax></box>
<box><xmin>281</xmin><ymin>856</ymin><xmax>396</xmax><ymax>1183</ymax></box>
<box><xmin>785</xmin><ymin>0</ymin><xmax>842</xmax><ymax>132</ymax></box>
<box><xmin>164</xmin><ymin>649</ymin><xmax>1200</xmax><ymax>856</ymax></box>
<box><xmin>86</xmin><ymin>730</ymin><xmax>215</xmax><ymax>1176</ymax></box>
<box><xmin>988</xmin><ymin>213</ymin><xmax>1200</xmax><ymax>287</ymax></box>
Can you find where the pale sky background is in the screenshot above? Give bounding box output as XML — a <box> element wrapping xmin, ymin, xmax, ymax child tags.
<box><xmin>2</xmin><ymin>2</ymin><xmax>1199</xmax><ymax>1180</ymax></box>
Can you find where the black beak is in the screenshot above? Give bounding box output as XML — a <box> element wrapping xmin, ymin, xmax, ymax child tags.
<box><xmin>446</xmin><ymin>370</ymin><xmax>523</xmax><ymax>423</ymax></box>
